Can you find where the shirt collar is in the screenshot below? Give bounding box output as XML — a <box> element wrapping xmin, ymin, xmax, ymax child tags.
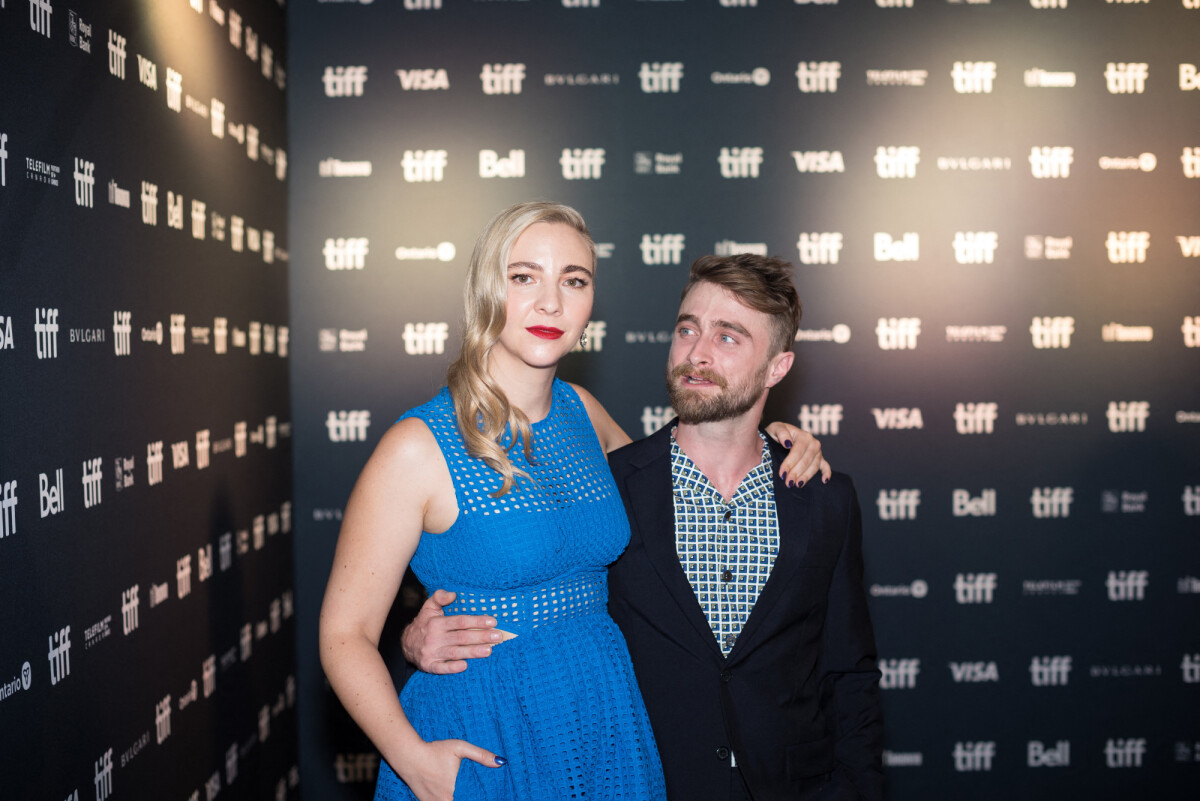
<box><xmin>670</xmin><ymin>427</ymin><xmax>774</xmax><ymax>506</ymax></box>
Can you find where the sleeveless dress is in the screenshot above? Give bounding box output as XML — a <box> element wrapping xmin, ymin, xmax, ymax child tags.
<box><xmin>374</xmin><ymin>380</ymin><xmax>666</xmax><ymax>801</ymax></box>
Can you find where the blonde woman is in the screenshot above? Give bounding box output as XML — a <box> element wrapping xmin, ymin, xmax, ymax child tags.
<box><xmin>318</xmin><ymin>202</ymin><xmax>825</xmax><ymax>801</ymax></box>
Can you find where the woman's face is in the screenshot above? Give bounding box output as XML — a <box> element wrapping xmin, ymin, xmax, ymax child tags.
<box><xmin>490</xmin><ymin>221</ymin><xmax>594</xmax><ymax>375</ymax></box>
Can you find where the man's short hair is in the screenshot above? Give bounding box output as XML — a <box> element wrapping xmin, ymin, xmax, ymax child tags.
<box><xmin>680</xmin><ymin>253</ymin><xmax>802</xmax><ymax>355</ymax></box>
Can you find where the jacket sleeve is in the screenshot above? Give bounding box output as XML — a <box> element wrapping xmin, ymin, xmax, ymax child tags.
<box><xmin>815</xmin><ymin>479</ymin><xmax>884</xmax><ymax>801</ymax></box>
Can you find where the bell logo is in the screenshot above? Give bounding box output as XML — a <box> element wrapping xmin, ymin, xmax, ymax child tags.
<box><xmin>953</xmin><ymin>232</ymin><xmax>998</xmax><ymax>264</ymax></box>
<box><xmin>1181</xmin><ymin>654</ymin><xmax>1200</xmax><ymax>684</ymax></box>
<box><xmin>951</xmin><ymin>61</ymin><xmax>996</xmax><ymax>93</ymax></box>
<box><xmin>954</xmin><ymin>572</ymin><xmax>997</xmax><ymax>603</ymax></box>
<box><xmin>1030</xmin><ymin>146</ymin><xmax>1073</xmax><ymax>178</ymax></box>
<box><xmin>1031</xmin><ymin>487</ymin><xmax>1073</xmax><ymax>518</ymax></box>
<box><xmin>1184</xmin><ymin>486</ymin><xmax>1200</xmax><ymax>516</ymax></box>
<box><xmin>640</xmin><ymin>234</ymin><xmax>685</xmax><ymax>265</ymax></box>
<box><xmin>718</xmin><ymin>147</ymin><xmax>763</xmax><ymax>178</ymax></box>
<box><xmin>1030</xmin><ymin>316</ymin><xmax>1073</xmax><ymax>348</ymax></box>
<box><xmin>953</xmin><ymin>742</ymin><xmax>996</xmax><ymax>772</ymax></box>
<box><xmin>166</xmin><ymin>190</ymin><xmax>184</xmax><ymax>229</ymax></box>
<box><xmin>1028</xmin><ymin>741</ymin><xmax>1070</xmax><ymax>767</ymax></box>
<box><xmin>401</xmin><ymin>150</ymin><xmax>447</xmax><ymax>182</ymax></box>
<box><xmin>1105</xmin><ymin>62</ymin><xmax>1149</xmax><ymax>94</ymax></box>
<box><xmin>38</xmin><ymin>468</ymin><xmax>64</xmax><ymax>518</ymax></box>
<box><xmin>796</xmin><ymin>61</ymin><xmax>840</xmax><ymax>92</ymax></box>
<box><xmin>878</xmin><ymin>658</ymin><xmax>920</xmax><ymax>689</ymax></box>
<box><xmin>641</xmin><ymin>406</ymin><xmax>675</xmax><ymax>436</ymax></box>
<box><xmin>872</xmin><ymin>407</ymin><xmax>923</xmax><ymax>430</ymax></box>
<box><xmin>561</xmin><ymin>148</ymin><xmax>606</xmax><ymax>180</ymax></box>
<box><xmin>480</xmin><ymin>63</ymin><xmax>525</xmax><ymax>95</ymax></box>
<box><xmin>877</xmin><ymin>489</ymin><xmax>920</xmax><ymax>520</ymax></box>
<box><xmin>874</xmin><ymin>146</ymin><xmax>919</xmax><ymax>178</ymax></box>
<box><xmin>791</xmin><ymin>151</ymin><xmax>845</xmax><ymax>173</ymax></box>
<box><xmin>876</xmin><ymin>318</ymin><xmax>920</xmax><ymax>350</ymax></box>
<box><xmin>323</xmin><ymin>66</ymin><xmax>368</xmax><ymax>97</ymax></box>
<box><xmin>949</xmin><ymin>661</ymin><xmax>999</xmax><ymax>682</ymax></box>
<box><xmin>1106</xmin><ymin>401</ymin><xmax>1150</xmax><ymax>432</ymax></box>
<box><xmin>1106</xmin><ymin>231</ymin><xmax>1150</xmax><ymax>263</ymax></box>
<box><xmin>402</xmin><ymin>322</ymin><xmax>449</xmax><ymax>355</ymax></box>
<box><xmin>954</xmin><ymin>402</ymin><xmax>998</xmax><ymax>434</ymax></box>
<box><xmin>797</xmin><ymin>232</ymin><xmax>843</xmax><ymax>264</ymax></box>
<box><xmin>1030</xmin><ymin>656</ymin><xmax>1072</xmax><ymax>686</ymax></box>
<box><xmin>953</xmin><ymin>489</ymin><xmax>996</xmax><ymax>517</ymax></box>
<box><xmin>639</xmin><ymin>62</ymin><xmax>684</xmax><ymax>93</ymax></box>
<box><xmin>1182</xmin><ymin>147</ymin><xmax>1200</xmax><ymax>178</ymax></box>
<box><xmin>396</xmin><ymin>68</ymin><xmax>449</xmax><ymax>91</ymax></box>
<box><xmin>1106</xmin><ymin>570</ymin><xmax>1148</xmax><ymax>601</ymax></box>
<box><xmin>1104</xmin><ymin>738</ymin><xmax>1147</xmax><ymax>768</ymax></box>
<box><xmin>798</xmin><ymin>404</ymin><xmax>842</xmax><ymax>435</ymax></box>
<box><xmin>479</xmin><ymin>149</ymin><xmax>525</xmax><ymax>178</ymax></box>
<box><xmin>874</xmin><ymin>232</ymin><xmax>919</xmax><ymax>261</ymax></box>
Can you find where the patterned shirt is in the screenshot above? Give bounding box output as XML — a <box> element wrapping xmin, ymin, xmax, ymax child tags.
<box><xmin>671</xmin><ymin>430</ymin><xmax>779</xmax><ymax>656</ymax></box>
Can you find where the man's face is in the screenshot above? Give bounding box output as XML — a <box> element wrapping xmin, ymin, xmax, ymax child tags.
<box><xmin>665</xmin><ymin>281</ymin><xmax>790</xmax><ymax>425</ymax></box>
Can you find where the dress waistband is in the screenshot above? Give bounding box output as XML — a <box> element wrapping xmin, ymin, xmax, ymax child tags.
<box><xmin>442</xmin><ymin>571</ymin><xmax>608</xmax><ymax>635</ymax></box>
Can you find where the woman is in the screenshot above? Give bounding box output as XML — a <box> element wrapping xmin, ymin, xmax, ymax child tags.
<box><xmin>318</xmin><ymin>202</ymin><xmax>824</xmax><ymax>801</ymax></box>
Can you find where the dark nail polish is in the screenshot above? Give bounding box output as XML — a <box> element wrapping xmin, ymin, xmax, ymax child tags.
<box><xmin>495</xmin><ymin>756</ymin><xmax>508</xmax><ymax>767</ymax></box>
<box><xmin>823</xmin><ymin>476</ymin><xmax>829</xmax><ymax>484</ymax></box>
<box><xmin>781</xmin><ymin>470</ymin><xmax>788</xmax><ymax>482</ymax></box>
<box><xmin>798</xmin><ymin>479</ymin><xmax>806</xmax><ymax>489</ymax></box>
<box><xmin>786</xmin><ymin>480</ymin><xmax>793</xmax><ymax>488</ymax></box>
<box><xmin>784</xmin><ymin>440</ymin><xmax>792</xmax><ymax>448</ymax></box>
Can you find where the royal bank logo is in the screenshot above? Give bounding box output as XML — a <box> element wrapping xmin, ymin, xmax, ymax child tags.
<box><xmin>876</xmin><ymin>317</ymin><xmax>920</xmax><ymax>349</ymax></box>
<box><xmin>319</xmin><ymin>158</ymin><xmax>372</xmax><ymax>178</ymax></box>
<box><xmin>82</xmin><ymin>457</ymin><xmax>102</xmax><ymax>509</ymax></box>
<box><xmin>1107</xmin><ymin>401</ymin><xmax>1150</xmax><ymax>432</ymax></box>
<box><xmin>1184</xmin><ymin>148</ymin><xmax>1200</xmax><ymax>178</ymax></box>
<box><xmin>875</xmin><ymin>147</ymin><xmax>919</xmax><ymax>178</ymax></box>
<box><xmin>69</xmin><ymin>11</ymin><xmax>95</xmax><ymax>53</ymax></box>
<box><xmin>1106</xmin><ymin>231</ymin><xmax>1150</xmax><ymax>263</ymax></box>
<box><xmin>953</xmin><ymin>742</ymin><xmax>995</xmax><ymax>772</ymax></box>
<box><xmin>1106</xmin><ymin>570</ymin><xmax>1148</xmax><ymax>601</ymax></box>
<box><xmin>1031</xmin><ymin>487</ymin><xmax>1073</xmax><ymax>518</ymax></box>
<box><xmin>874</xmin><ymin>232</ymin><xmax>919</xmax><ymax>261</ymax></box>
<box><xmin>73</xmin><ymin>157</ymin><xmax>95</xmax><ymax>208</ymax></box>
<box><xmin>878</xmin><ymin>658</ymin><xmax>920</xmax><ymax>689</ymax></box>
<box><xmin>951</xmin><ymin>61</ymin><xmax>995</xmax><ymax>93</ymax></box>
<box><xmin>1030</xmin><ymin>146</ymin><xmax>1073</xmax><ymax>178</ymax></box>
<box><xmin>106</xmin><ymin>177</ymin><xmax>130</xmax><ymax>208</ymax></box>
<box><xmin>640</xmin><ymin>406</ymin><xmax>676</xmax><ymax>436</ymax></box>
<box><xmin>402</xmin><ymin>150</ymin><xmax>447</xmax><ymax>182</ymax></box>
<box><xmin>873</xmin><ymin>407</ymin><xmax>923</xmax><ymax>429</ymax></box>
<box><xmin>1030</xmin><ymin>655</ymin><xmax>1072</xmax><ymax>686</ymax></box>
<box><xmin>639</xmin><ymin>62</ymin><xmax>683</xmax><ymax>92</ymax></box>
<box><xmin>34</xmin><ymin>307</ymin><xmax>59</xmax><ymax>359</ymax></box>
<box><xmin>320</xmin><ymin>328</ymin><xmax>369</xmax><ymax>352</ymax></box>
<box><xmin>798</xmin><ymin>404</ymin><xmax>842</xmax><ymax>435</ymax></box>
<box><xmin>953</xmin><ymin>489</ymin><xmax>996</xmax><ymax>517</ymax></box>
<box><xmin>955</xmin><ymin>572</ymin><xmax>997</xmax><ymax>603</ymax></box>
<box><xmin>479</xmin><ymin>149</ymin><xmax>524</xmax><ymax>178</ymax></box>
<box><xmin>561</xmin><ymin>148</ymin><xmax>605</xmax><ymax>180</ymax></box>
<box><xmin>324</xmin><ymin>66</ymin><xmax>367</xmax><ymax>97</ymax></box>
<box><xmin>113</xmin><ymin>456</ymin><xmax>134</xmax><ymax>492</ymax></box>
<box><xmin>640</xmin><ymin>234</ymin><xmax>685</xmax><ymax>265</ymax></box>
<box><xmin>635</xmin><ymin>151</ymin><xmax>683</xmax><ymax>175</ymax></box>
<box><xmin>883</xmin><ymin>751</ymin><xmax>922</xmax><ymax>768</ymax></box>
<box><xmin>877</xmin><ymin>489</ymin><xmax>920</xmax><ymax>520</ymax></box>
<box><xmin>147</xmin><ymin>441</ymin><xmax>164</xmax><ymax>486</ymax></box>
<box><xmin>137</xmin><ymin>53</ymin><xmax>157</xmax><ymax>89</ymax></box>
<box><xmin>481</xmin><ymin>63</ymin><xmax>525</xmax><ymax>94</ymax></box>
<box><xmin>953</xmin><ymin>232</ymin><xmax>998</xmax><ymax>264</ymax></box>
<box><xmin>797</xmin><ymin>233</ymin><xmax>843</xmax><ymax>264</ymax></box>
<box><xmin>866</xmin><ymin>69</ymin><xmax>928</xmax><ymax>87</ymax></box>
<box><xmin>1031</xmin><ymin>316</ymin><xmax>1074</xmax><ymax>348</ymax></box>
<box><xmin>402</xmin><ymin>322</ymin><xmax>449</xmax><ymax>355</ymax></box>
<box><xmin>946</xmin><ymin>325</ymin><xmax>1006</xmax><ymax>343</ymax></box>
<box><xmin>1105</xmin><ymin>739</ymin><xmax>1146</xmax><ymax>768</ymax></box>
<box><xmin>791</xmin><ymin>150</ymin><xmax>844</xmax><ymax>173</ymax></box>
<box><xmin>395</xmin><ymin>242</ymin><xmax>456</xmax><ymax>262</ymax></box>
<box><xmin>324</xmin><ymin>238</ymin><xmax>369</xmax><ymax>270</ymax></box>
<box><xmin>949</xmin><ymin>661</ymin><xmax>999</xmax><ymax>682</ymax></box>
<box><xmin>1024</xmin><ymin>67</ymin><xmax>1075</xmax><ymax>87</ymax></box>
<box><xmin>1025</xmin><ymin>235</ymin><xmax>1072</xmax><ymax>259</ymax></box>
<box><xmin>1102</xmin><ymin>322</ymin><xmax>1153</xmax><ymax>343</ymax></box>
<box><xmin>718</xmin><ymin>147</ymin><xmax>763</xmax><ymax>178</ymax></box>
<box><xmin>869</xmin><ymin>580</ymin><xmax>928</xmax><ymax>598</ymax></box>
<box><xmin>30</xmin><ymin>0</ymin><xmax>53</xmax><ymax>37</ymax></box>
<box><xmin>796</xmin><ymin>61</ymin><xmax>840</xmax><ymax>92</ymax></box>
<box><xmin>48</xmin><ymin>625</ymin><xmax>71</xmax><ymax>685</ymax></box>
<box><xmin>166</xmin><ymin>67</ymin><xmax>182</xmax><ymax>112</ymax></box>
<box><xmin>1105</xmin><ymin>62</ymin><xmax>1148</xmax><ymax>94</ymax></box>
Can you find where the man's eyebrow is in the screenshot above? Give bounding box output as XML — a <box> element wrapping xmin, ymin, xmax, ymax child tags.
<box><xmin>674</xmin><ymin>313</ymin><xmax>751</xmax><ymax>337</ymax></box>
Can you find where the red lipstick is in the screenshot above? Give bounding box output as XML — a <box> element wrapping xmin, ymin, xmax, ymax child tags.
<box><xmin>526</xmin><ymin>326</ymin><xmax>564</xmax><ymax>340</ymax></box>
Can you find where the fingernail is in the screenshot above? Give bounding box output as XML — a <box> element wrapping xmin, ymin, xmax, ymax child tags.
<box><xmin>495</xmin><ymin>756</ymin><xmax>508</xmax><ymax>767</ymax></box>
<box><xmin>781</xmin><ymin>470</ymin><xmax>788</xmax><ymax>482</ymax></box>
<box><xmin>786</xmin><ymin>480</ymin><xmax>793</xmax><ymax>488</ymax></box>
<box><xmin>489</xmin><ymin>632</ymin><xmax>503</xmax><ymax>642</ymax></box>
<box><xmin>823</xmin><ymin>476</ymin><xmax>829</xmax><ymax>484</ymax></box>
<box><xmin>799</xmin><ymin>479</ymin><xmax>806</xmax><ymax>488</ymax></box>
<box><xmin>784</xmin><ymin>440</ymin><xmax>792</xmax><ymax>448</ymax></box>
<box><xmin>485</xmin><ymin>617</ymin><xmax>497</xmax><ymax>627</ymax></box>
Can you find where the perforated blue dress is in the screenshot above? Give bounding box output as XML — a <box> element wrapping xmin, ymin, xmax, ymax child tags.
<box><xmin>374</xmin><ymin>380</ymin><xmax>666</xmax><ymax>801</ymax></box>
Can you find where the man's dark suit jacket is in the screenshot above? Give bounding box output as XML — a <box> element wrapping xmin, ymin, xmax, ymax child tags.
<box><xmin>607</xmin><ymin>424</ymin><xmax>883</xmax><ymax>801</ymax></box>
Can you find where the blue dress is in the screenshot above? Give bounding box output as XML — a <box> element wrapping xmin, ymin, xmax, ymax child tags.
<box><xmin>374</xmin><ymin>380</ymin><xmax>666</xmax><ymax>801</ymax></box>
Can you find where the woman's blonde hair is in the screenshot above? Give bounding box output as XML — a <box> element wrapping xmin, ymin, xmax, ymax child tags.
<box><xmin>446</xmin><ymin>201</ymin><xmax>596</xmax><ymax>496</ymax></box>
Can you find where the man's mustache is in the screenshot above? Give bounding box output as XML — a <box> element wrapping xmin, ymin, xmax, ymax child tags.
<box><xmin>669</xmin><ymin>362</ymin><xmax>728</xmax><ymax>389</ymax></box>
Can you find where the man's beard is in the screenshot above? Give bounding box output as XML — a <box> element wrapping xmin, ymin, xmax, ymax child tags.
<box><xmin>665</xmin><ymin>360</ymin><xmax>768</xmax><ymax>424</ymax></box>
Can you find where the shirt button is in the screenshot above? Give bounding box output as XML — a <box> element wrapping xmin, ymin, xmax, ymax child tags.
<box><xmin>721</xmin><ymin>569</ymin><xmax>733</xmax><ymax>582</ymax></box>
<box><xmin>721</xmin><ymin>670</ymin><xmax>732</xmax><ymax>683</ymax></box>
<box><xmin>716</xmin><ymin>746</ymin><xmax>731</xmax><ymax>760</ymax></box>
<box><xmin>723</xmin><ymin>509</ymin><xmax>732</xmax><ymax>522</ymax></box>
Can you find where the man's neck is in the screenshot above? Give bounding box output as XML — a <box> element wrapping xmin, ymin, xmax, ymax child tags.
<box><xmin>673</xmin><ymin>412</ymin><xmax>766</xmax><ymax>503</ymax></box>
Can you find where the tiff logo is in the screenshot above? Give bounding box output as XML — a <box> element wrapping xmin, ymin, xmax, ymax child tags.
<box><xmin>82</xmin><ymin>457</ymin><xmax>102</xmax><ymax>509</ymax></box>
<box><xmin>210</xmin><ymin>98</ymin><xmax>225</xmax><ymax>138</ymax></box>
<box><xmin>138</xmin><ymin>54</ymin><xmax>157</xmax><ymax>89</ymax></box>
<box><xmin>875</xmin><ymin>232</ymin><xmax>919</xmax><ymax>261</ymax></box>
<box><xmin>953</xmin><ymin>232</ymin><xmax>998</xmax><ymax>264</ymax></box>
<box><xmin>214</xmin><ymin>318</ymin><xmax>228</xmax><ymax>353</ymax></box>
<box><xmin>335</xmin><ymin>754</ymin><xmax>381</xmax><ymax>783</ymax></box>
<box><xmin>147</xmin><ymin>441</ymin><xmax>164</xmax><ymax>486</ymax></box>
<box><xmin>170</xmin><ymin>314</ymin><xmax>186</xmax><ymax>354</ymax></box>
<box><xmin>94</xmin><ymin>748</ymin><xmax>114</xmax><ymax>801</ymax></box>
<box><xmin>403</xmin><ymin>322</ymin><xmax>449</xmax><ymax>354</ymax></box>
<box><xmin>718</xmin><ymin>147</ymin><xmax>764</xmax><ymax>178</ymax></box>
<box><xmin>156</xmin><ymin>695</ymin><xmax>172</xmax><ymax>744</ymax></box>
<box><xmin>1182</xmin><ymin>654</ymin><xmax>1200</xmax><ymax>684</ymax></box>
<box><xmin>1184</xmin><ymin>486</ymin><xmax>1200</xmax><ymax>516</ymax></box>
<box><xmin>191</xmin><ymin>200</ymin><xmax>206</xmax><ymax>240</ymax></box>
<box><xmin>166</xmin><ymin>68</ymin><xmax>182</xmax><ymax>112</ymax></box>
<box><xmin>641</xmin><ymin>406</ymin><xmax>675</xmax><ymax>436</ymax></box>
<box><xmin>479</xmin><ymin>149</ymin><xmax>524</xmax><ymax>178</ymax></box>
<box><xmin>1105</xmin><ymin>63</ymin><xmax>1148</xmax><ymax>94</ymax></box>
<box><xmin>203</xmin><ymin>654</ymin><xmax>216</xmax><ymax>697</ymax></box>
<box><xmin>797</xmin><ymin>233</ymin><xmax>843</xmax><ymax>264</ymax></box>
<box><xmin>640</xmin><ymin>234</ymin><xmax>685</xmax><ymax>265</ymax></box>
<box><xmin>1030</xmin><ymin>655</ymin><xmax>1072</xmax><ymax>686</ymax></box>
<box><xmin>951</xmin><ymin>61</ymin><xmax>996</xmax><ymax>93</ymax></box>
<box><xmin>640</xmin><ymin>62</ymin><xmax>684</xmax><ymax>93</ymax></box>
<box><xmin>1</xmin><ymin>480</ymin><xmax>17</xmax><ymax>539</ymax></box>
<box><xmin>876</xmin><ymin>317</ymin><xmax>920</xmax><ymax>350</ymax></box>
<box><xmin>1031</xmin><ymin>316</ymin><xmax>1074</xmax><ymax>348</ymax></box>
<box><xmin>796</xmin><ymin>61</ymin><xmax>840</xmax><ymax>92</ymax></box>
<box><xmin>1106</xmin><ymin>231</ymin><xmax>1150</xmax><ymax>263</ymax></box>
<box><xmin>1030</xmin><ymin>146</ymin><xmax>1073</xmax><ymax>178</ymax></box>
<box><xmin>121</xmin><ymin>585</ymin><xmax>139</xmax><ymax>635</ymax></box>
<box><xmin>198</xmin><ymin>543</ymin><xmax>212</xmax><ymax>581</ymax></box>
<box><xmin>327</xmin><ymin>410</ymin><xmax>371</xmax><ymax>442</ymax></box>
<box><xmin>875</xmin><ymin>146</ymin><xmax>919</xmax><ymax>178</ymax></box>
<box><xmin>1183</xmin><ymin>147</ymin><xmax>1200</xmax><ymax>178</ymax></box>
<box><xmin>1028</xmin><ymin>740</ymin><xmax>1070</xmax><ymax>767</ymax></box>
<box><xmin>140</xmin><ymin>182</ymin><xmax>157</xmax><ymax>225</ymax></box>
<box><xmin>1105</xmin><ymin>738</ymin><xmax>1147</xmax><ymax>768</ymax></box>
<box><xmin>107</xmin><ymin>30</ymin><xmax>127</xmax><ymax>79</ymax></box>
<box><xmin>29</xmin><ymin>0</ymin><xmax>52</xmax><ymax>37</ymax></box>
<box><xmin>197</xmin><ymin>430</ymin><xmax>211</xmax><ymax>469</ymax></box>
<box><xmin>113</xmin><ymin>311</ymin><xmax>132</xmax><ymax>355</ymax></box>
<box><xmin>879</xmin><ymin>658</ymin><xmax>920</xmax><ymax>689</ymax></box>
<box><xmin>1180</xmin><ymin>237</ymin><xmax>1200</xmax><ymax>258</ymax></box>
<box><xmin>1106</xmin><ymin>570</ymin><xmax>1148</xmax><ymax>601</ymax></box>
<box><xmin>39</xmin><ymin>468</ymin><xmax>64</xmax><ymax>518</ymax></box>
<box><xmin>954</xmin><ymin>572</ymin><xmax>997</xmax><ymax>603</ymax></box>
<box><xmin>73</xmin><ymin>158</ymin><xmax>95</xmax><ymax>208</ymax></box>
<box><xmin>35</xmin><ymin>307</ymin><xmax>59</xmax><ymax>359</ymax></box>
<box><xmin>561</xmin><ymin>148</ymin><xmax>606</xmax><ymax>180</ymax></box>
<box><xmin>572</xmin><ymin>320</ymin><xmax>608</xmax><ymax>352</ymax></box>
<box><xmin>402</xmin><ymin>150</ymin><xmax>447</xmax><ymax>182</ymax></box>
<box><xmin>481</xmin><ymin>63</ymin><xmax>525</xmax><ymax>94</ymax></box>
<box><xmin>323</xmin><ymin>66</ymin><xmax>367</xmax><ymax>97</ymax></box>
<box><xmin>324</xmin><ymin>238</ymin><xmax>370</xmax><ymax>270</ymax></box>
<box><xmin>166</xmin><ymin>190</ymin><xmax>183</xmax><ymax>229</ymax></box>
<box><xmin>954</xmin><ymin>742</ymin><xmax>996</xmax><ymax>772</ymax></box>
<box><xmin>1</xmin><ymin>132</ymin><xmax>7</xmax><ymax>187</ymax></box>
<box><xmin>1107</xmin><ymin>401</ymin><xmax>1150</xmax><ymax>432</ymax></box>
<box><xmin>877</xmin><ymin>489</ymin><xmax>920</xmax><ymax>520</ymax></box>
<box><xmin>1031</xmin><ymin>487</ymin><xmax>1073</xmax><ymax>518</ymax></box>
<box><xmin>230</xmin><ymin>216</ymin><xmax>244</xmax><ymax>251</ymax></box>
<box><xmin>955</xmin><ymin>402</ymin><xmax>998</xmax><ymax>434</ymax></box>
<box><xmin>235</xmin><ymin>421</ymin><xmax>247</xmax><ymax>458</ymax></box>
<box><xmin>798</xmin><ymin>404</ymin><xmax>843</xmax><ymax>436</ymax></box>
<box><xmin>219</xmin><ymin>532</ymin><xmax>232</xmax><ymax>571</ymax></box>
<box><xmin>177</xmin><ymin>554</ymin><xmax>192</xmax><ymax>599</ymax></box>
<box><xmin>48</xmin><ymin>625</ymin><xmax>71</xmax><ymax>684</ymax></box>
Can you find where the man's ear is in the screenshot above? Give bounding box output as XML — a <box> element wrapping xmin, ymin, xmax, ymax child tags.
<box><xmin>764</xmin><ymin>350</ymin><xmax>794</xmax><ymax>389</ymax></box>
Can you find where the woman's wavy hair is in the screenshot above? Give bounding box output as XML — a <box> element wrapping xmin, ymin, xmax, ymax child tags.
<box><xmin>446</xmin><ymin>201</ymin><xmax>596</xmax><ymax>497</ymax></box>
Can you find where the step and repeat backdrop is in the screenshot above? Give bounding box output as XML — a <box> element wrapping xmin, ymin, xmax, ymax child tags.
<box><xmin>0</xmin><ymin>1</ymin><xmax>295</xmax><ymax>800</ymax></box>
<box><xmin>286</xmin><ymin>1</ymin><xmax>1200</xmax><ymax>800</ymax></box>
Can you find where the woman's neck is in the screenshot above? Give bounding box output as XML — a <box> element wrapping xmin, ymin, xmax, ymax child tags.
<box><xmin>487</xmin><ymin>353</ymin><xmax>557</xmax><ymax>423</ymax></box>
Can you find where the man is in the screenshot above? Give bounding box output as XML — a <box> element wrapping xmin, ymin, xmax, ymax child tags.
<box><xmin>406</xmin><ymin>254</ymin><xmax>882</xmax><ymax>800</ymax></box>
